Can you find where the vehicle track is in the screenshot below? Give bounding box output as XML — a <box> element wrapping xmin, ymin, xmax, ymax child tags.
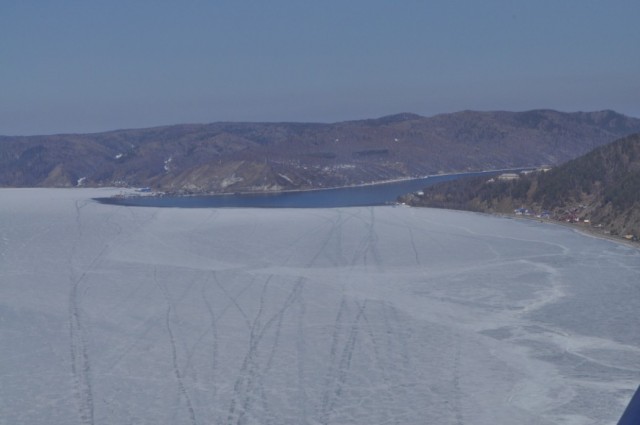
<box><xmin>359</xmin><ymin>302</ymin><xmax>400</xmax><ymax>425</ymax></box>
<box><xmin>406</xmin><ymin>223</ymin><xmax>421</xmax><ymax>265</ymax></box>
<box><xmin>154</xmin><ymin>269</ymin><xmax>199</xmax><ymax>425</ymax></box>
<box><xmin>68</xmin><ymin>200</ymin><xmax>112</xmax><ymax>425</ymax></box>
<box><xmin>342</xmin><ymin>208</ymin><xmax>383</xmax><ymax>270</ymax></box>
<box><xmin>364</xmin><ymin>208</ymin><xmax>383</xmax><ymax>269</ymax></box>
<box><xmin>226</xmin><ymin>278</ymin><xmax>304</xmax><ymax>425</ymax></box>
<box><xmin>200</xmin><ymin>275</ymin><xmax>220</xmax><ymax>402</ymax></box>
<box><xmin>231</xmin><ymin>275</ymin><xmax>277</xmax><ymax>425</ymax></box>
<box><xmin>226</xmin><ymin>211</ymin><xmax>347</xmax><ymax>425</ymax></box>
<box><xmin>69</xmin><ymin>277</ymin><xmax>95</xmax><ymax>425</ymax></box>
<box><xmin>214</xmin><ymin>272</ymin><xmax>255</xmax><ymax>330</ymax></box>
<box><xmin>296</xmin><ymin>290</ymin><xmax>310</xmax><ymax>425</ymax></box>
<box><xmin>69</xmin><ymin>201</ymin><xmax>157</xmax><ymax>380</ymax></box>
<box><xmin>451</xmin><ymin>346</ymin><xmax>464</xmax><ymax>425</ymax></box>
<box><xmin>319</xmin><ymin>300</ymin><xmax>366</xmax><ymax>425</ymax></box>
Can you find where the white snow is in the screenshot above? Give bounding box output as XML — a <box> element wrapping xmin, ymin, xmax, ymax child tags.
<box><xmin>1</xmin><ymin>188</ymin><xmax>638</xmax><ymax>425</ymax></box>
<box><xmin>164</xmin><ymin>156</ymin><xmax>173</xmax><ymax>172</ymax></box>
<box><xmin>277</xmin><ymin>173</ymin><xmax>294</xmax><ymax>184</ymax></box>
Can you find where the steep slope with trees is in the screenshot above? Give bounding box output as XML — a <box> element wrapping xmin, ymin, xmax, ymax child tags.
<box><xmin>402</xmin><ymin>133</ymin><xmax>640</xmax><ymax>239</ymax></box>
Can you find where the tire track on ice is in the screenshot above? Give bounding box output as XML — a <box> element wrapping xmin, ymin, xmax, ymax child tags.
<box><xmin>320</xmin><ymin>300</ymin><xmax>366</xmax><ymax>425</ymax></box>
<box><xmin>171</xmin><ymin>274</ymin><xmax>212</xmax><ymax>385</ymax></box>
<box><xmin>69</xmin><ymin>276</ymin><xmax>95</xmax><ymax>425</ymax></box>
<box><xmin>246</xmin><ymin>276</ymin><xmax>288</xmax><ymax>425</ymax></box>
<box><xmin>68</xmin><ymin>200</ymin><xmax>109</xmax><ymax>425</ymax></box>
<box><xmin>201</xmin><ymin>274</ymin><xmax>220</xmax><ymax>404</ymax></box>
<box><xmin>359</xmin><ymin>303</ymin><xmax>402</xmax><ymax>425</ymax></box>
<box><xmin>344</xmin><ymin>207</ymin><xmax>382</xmax><ymax>270</ymax></box>
<box><xmin>227</xmin><ymin>209</ymin><xmax>341</xmax><ymax>425</ymax></box>
<box><xmin>226</xmin><ymin>211</ymin><xmax>342</xmax><ymax>425</ymax></box>
<box><xmin>320</xmin><ymin>297</ymin><xmax>348</xmax><ymax>419</ymax></box>
<box><xmin>296</xmin><ymin>290</ymin><xmax>309</xmax><ymax>425</ymax></box>
<box><xmin>382</xmin><ymin>303</ymin><xmax>411</xmax><ymax>371</ymax></box>
<box><xmin>231</xmin><ymin>274</ymin><xmax>276</xmax><ymax>425</ymax></box>
<box><xmin>406</xmin><ymin>223</ymin><xmax>421</xmax><ymax>265</ymax></box>
<box><xmin>226</xmin><ymin>278</ymin><xmax>304</xmax><ymax>425</ymax></box>
<box><xmin>451</xmin><ymin>346</ymin><xmax>464</xmax><ymax>425</ymax></box>
<box><xmin>215</xmin><ymin>273</ymin><xmax>254</xmax><ymax>330</ymax></box>
<box><xmin>154</xmin><ymin>269</ymin><xmax>199</xmax><ymax>425</ymax></box>
<box><xmin>364</xmin><ymin>207</ymin><xmax>382</xmax><ymax>269</ymax></box>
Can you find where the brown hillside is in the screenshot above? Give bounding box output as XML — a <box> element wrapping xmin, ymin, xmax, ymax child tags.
<box><xmin>1</xmin><ymin>109</ymin><xmax>639</xmax><ymax>193</ymax></box>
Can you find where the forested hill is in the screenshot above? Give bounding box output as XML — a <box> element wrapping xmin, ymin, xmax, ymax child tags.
<box><xmin>2</xmin><ymin>109</ymin><xmax>640</xmax><ymax>193</ymax></box>
<box><xmin>402</xmin><ymin>132</ymin><xmax>640</xmax><ymax>239</ymax></box>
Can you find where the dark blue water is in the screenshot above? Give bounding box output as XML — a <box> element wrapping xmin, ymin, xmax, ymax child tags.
<box><xmin>94</xmin><ymin>170</ymin><xmax>510</xmax><ymax>208</ymax></box>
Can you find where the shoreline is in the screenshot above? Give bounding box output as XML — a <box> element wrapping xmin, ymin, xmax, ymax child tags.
<box><xmin>107</xmin><ymin>166</ymin><xmax>535</xmax><ymax>199</ymax></box>
<box><xmin>3</xmin><ymin>186</ymin><xmax>635</xmax><ymax>250</ymax></box>
<box><xmin>505</xmin><ymin>213</ymin><xmax>640</xmax><ymax>251</ymax></box>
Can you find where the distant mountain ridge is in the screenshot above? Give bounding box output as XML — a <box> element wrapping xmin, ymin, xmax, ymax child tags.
<box><xmin>2</xmin><ymin>109</ymin><xmax>640</xmax><ymax>193</ymax></box>
<box><xmin>402</xmin><ymin>132</ymin><xmax>640</xmax><ymax>239</ymax></box>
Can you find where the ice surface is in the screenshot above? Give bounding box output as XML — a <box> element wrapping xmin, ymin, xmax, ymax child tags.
<box><xmin>1</xmin><ymin>188</ymin><xmax>639</xmax><ymax>425</ymax></box>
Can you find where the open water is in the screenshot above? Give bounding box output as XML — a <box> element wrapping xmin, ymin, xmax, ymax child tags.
<box><xmin>95</xmin><ymin>170</ymin><xmax>511</xmax><ymax>208</ymax></box>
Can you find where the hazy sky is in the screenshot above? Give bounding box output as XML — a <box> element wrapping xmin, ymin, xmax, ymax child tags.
<box><xmin>2</xmin><ymin>1</ymin><xmax>639</xmax><ymax>135</ymax></box>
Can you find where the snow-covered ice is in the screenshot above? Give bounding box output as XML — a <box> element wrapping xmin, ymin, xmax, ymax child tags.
<box><xmin>1</xmin><ymin>188</ymin><xmax>639</xmax><ymax>425</ymax></box>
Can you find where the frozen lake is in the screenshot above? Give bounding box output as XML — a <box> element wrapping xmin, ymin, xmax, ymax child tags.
<box><xmin>1</xmin><ymin>188</ymin><xmax>638</xmax><ymax>425</ymax></box>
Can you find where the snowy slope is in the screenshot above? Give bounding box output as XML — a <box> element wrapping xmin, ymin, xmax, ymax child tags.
<box><xmin>1</xmin><ymin>188</ymin><xmax>638</xmax><ymax>425</ymax></box>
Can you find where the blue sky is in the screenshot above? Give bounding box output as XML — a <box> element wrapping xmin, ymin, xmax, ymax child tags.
<box><xmin>1</xmin><ymin>1</ymin><xmax>639</xmax><ymax>135</ymax></box>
